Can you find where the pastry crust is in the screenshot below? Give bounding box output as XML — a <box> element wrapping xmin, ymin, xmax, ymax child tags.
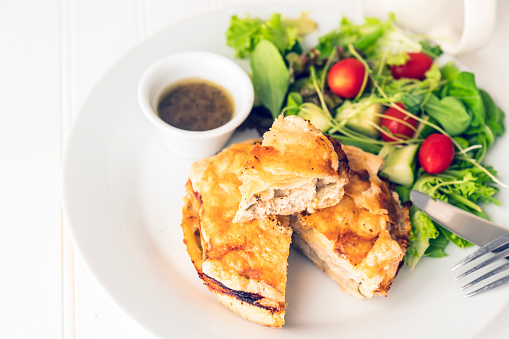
<box><xmin>181</xmin><ymin>140</ymin><xmax>292</xmax><ymax>327</ymax></box>
<box><xmin>291</xmin><ymin>145</ymin><xmax>411</xmax><ymax>298</ymax></box>
<box><xmin>235</xmin><ymin>115</ymin><xmax>349</xmax><ymax>222</ymax></box>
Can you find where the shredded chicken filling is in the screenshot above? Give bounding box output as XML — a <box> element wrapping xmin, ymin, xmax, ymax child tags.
<box><xmin>243</xmin><ymin>178</ymin><xmax>345</xmax><ymax>219</ymax></box>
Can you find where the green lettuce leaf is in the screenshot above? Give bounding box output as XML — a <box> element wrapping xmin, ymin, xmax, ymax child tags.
<box><xmin>437</xmin><ymin>225</ymin><xmax>472</xmax><ymax>249</ymax></box>
<box><xmin>408</xmin><ymin>166</ymin><xmax>499</xmax><ymax>267</ymax></box>
<box><xmin>251</xmin><ymin>40</ymin><xmax>290</xmax><ymax>119</ymax></box>
<box><xmin>447</xmin><ymin>72</ymin><xmax>485</xmax><ymax>129</ymax></box>
<box><xmin>315</xmin><ymin>14</ymin><xmax>422</xmax><ymax>64</ymax></box>
<box><xmin>480</xmin><ymin>89</ymin><xmax>505</xmax><ymax>138</ymax></box>
<box><xmin>284</xmin><ymin>92</ymin><xmax>303</xmax><ymax>116</ymax></box>
<box><xmin>440</xmin><ymin>62</ymin><xmax>460</xmax><ymax>83</ymax></box>
<box><xmin>225</xmin><ymin>13</ymin><xmax>314</xmax><ymax>59</ymax></box>
<box><xmin>380</xmin><ymin>63</ymin><xmax>443</xmax><ymax>100</ymax></box>
<box><xmin>423</xmin><ymin>94</ymin><xmax>471</xmax><ymax>135</ymax></box>
<box><xmin>424</xmin><ymin>230</ymin><xmax>448</xmax><ymax>257</ymax></box>
<box><xmin>315</xmin><ymin>16</ymin><xmax>387</xmax><ymax>58</ymax></box>
<box><xmin>405</xmin><ymin>208</ymin><xmax>439</xmax><ymax>269</ymax></box>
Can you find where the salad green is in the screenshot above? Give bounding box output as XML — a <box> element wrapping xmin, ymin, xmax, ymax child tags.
<box><xmin>226</xmin><ymin>13</ymin><xmax>506</xmax><ymax>269</ymax></box>
<box><xmin>250</xmin><ymin>40</ymin><xmax>290</xmax><ymax>119</ymax></box>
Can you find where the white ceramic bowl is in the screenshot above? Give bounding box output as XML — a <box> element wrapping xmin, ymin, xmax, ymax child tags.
<box><xmin>137</xmin><ymin>51</ymin><xmax>254</xmax><ymax>159</ymax></box>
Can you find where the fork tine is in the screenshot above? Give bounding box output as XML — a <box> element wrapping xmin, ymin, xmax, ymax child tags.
<box><xmin>460</xmin><ymin>261</ymin><xmax>509</xmax><ymax>290</ymax></box>
<box><xmin>455</xmin><ymin>247</ymin><xmax>509</xmax><ymax>280</ymax></box>
<box><xmin>451</xmin><ymin>233</ymin><xmax>509</xmax><ymax>272</ymax></box>
<box><xmin>465</xmin><ymin>274</ymin><xmax>509</xmax><ymax>298</ymax></box>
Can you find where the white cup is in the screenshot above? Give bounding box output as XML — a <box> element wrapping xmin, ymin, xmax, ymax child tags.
<box><xmin>138</xmin><ymin>51</ymin><xmax>254</xmax><ymax>159</ymax></box>
<box><xmin>362</xmin><ymin>0</ymin><xmax>497</xmax><ymax>55</ymax></box>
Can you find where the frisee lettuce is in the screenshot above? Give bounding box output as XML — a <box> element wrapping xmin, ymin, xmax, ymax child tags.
<box><xmin>413</xmin><ymin>168</ymin><xmax>500</xmax><ymax>212</ymax></box>
<box><xmin>405</xmin><ymin>166</ymin><xmax>500</xmax><ymax>266</ymax></box>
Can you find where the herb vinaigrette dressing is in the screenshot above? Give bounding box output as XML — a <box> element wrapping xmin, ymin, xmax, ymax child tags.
<box><xmin>157</xmin><ymin>79</ymin><xmax>234</xmax><ymax>131</ymax></box>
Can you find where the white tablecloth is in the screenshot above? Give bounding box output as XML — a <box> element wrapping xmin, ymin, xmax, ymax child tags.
<box><xmin>1</xmin><ymin>0</ymin><xmax>508</xmax><ymax>337</ymax></box>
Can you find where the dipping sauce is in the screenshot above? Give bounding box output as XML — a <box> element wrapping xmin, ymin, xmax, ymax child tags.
<box><xmin>157</xmin><ymin>78</ymin><xmax>234</xmax><ymax>131</ymax></box>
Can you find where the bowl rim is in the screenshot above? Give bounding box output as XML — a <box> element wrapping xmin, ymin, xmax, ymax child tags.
<box><xmin>137</xmin><ymin>50</ymin><xmax>254</xmax><ymax>139</ymax></box>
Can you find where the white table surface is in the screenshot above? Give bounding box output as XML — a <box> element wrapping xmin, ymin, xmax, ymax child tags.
<box><xmin>1</xmin><ymin>0</ymin><xmax>508</xmax><ymax>338</ymax></box>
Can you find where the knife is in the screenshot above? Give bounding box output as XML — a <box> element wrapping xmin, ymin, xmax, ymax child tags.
<box><xmin>410</xmin><ymin>190</ymin><xmax>509</xmax><ymax>247</ymax></box>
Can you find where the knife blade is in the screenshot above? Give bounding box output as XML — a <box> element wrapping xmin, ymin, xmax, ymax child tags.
<box><xmin>410</xmin><ymin>190</ymin><xmax>509</xmax><ymax>247</ymax></box>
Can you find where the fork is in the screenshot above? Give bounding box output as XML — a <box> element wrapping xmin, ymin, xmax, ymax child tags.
<box><xmin>451</xmin><ymin>233</ymin><xmax>509</xmax><ymax>297</ymax></box>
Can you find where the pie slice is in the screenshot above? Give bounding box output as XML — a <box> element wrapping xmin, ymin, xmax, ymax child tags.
<box><xmin>235</xmin><ymin>115</ymin><xmax>349</xmax><ymax>222</ymax></box>
<box><xmin>181</xmin><ymin>140</ymin><xmax>292</xmax><ymax>327</ymax></box>
<box><xmin>290</xmin><ymin>145</ymin><xmax>411</xmax><ymax>298</ymax></box>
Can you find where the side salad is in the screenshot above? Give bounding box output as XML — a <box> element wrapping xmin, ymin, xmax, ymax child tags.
<box><xmin>225</xmin><ymin>13</ymin><xmax>506</xmax><ymax>268</ymax></box>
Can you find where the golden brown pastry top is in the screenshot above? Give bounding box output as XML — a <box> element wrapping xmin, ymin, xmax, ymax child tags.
<box><xmin>238</xmin><ymin>115</ymin><xmax>349</xmax><ymax>210</ymax></box>
<box><xmin>243</xmin><ymin>115</ymin><xmax>340</xmax><ymax>178</ymax></box>
<box><xmin>186</xmin><ymin>140</ymin><xmax>292</xmax><ymax>303</ymax></box>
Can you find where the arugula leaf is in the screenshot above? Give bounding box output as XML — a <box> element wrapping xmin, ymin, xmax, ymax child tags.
<box><xmin>225</xmin><ymin>13</ymin><xmax>311</xmax><ymax>58</ymax></box>
<box><xmin>423</xmin><ymin>94</ymin><xmax>471</xmax><ymax>135</ymax></box>
<box><xmin>251</xmin><ymin>40</ymin><xmax>290</xmax><ymax>119</ymax></box>
<box><xmin>405</xmin><ymin>208</ymin><xmax>439</xmax><ymax>269</ymax></box>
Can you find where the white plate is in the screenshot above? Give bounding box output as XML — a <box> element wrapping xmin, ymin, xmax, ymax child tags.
<box><xmin>62</xmin><ymin>5</ymin><xmax>509</xmax><ymax>338</ymax></box>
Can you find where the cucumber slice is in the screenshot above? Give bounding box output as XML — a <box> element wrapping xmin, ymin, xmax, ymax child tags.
<box><xmin>336</xmin><ymin>99</ymin><xmax>384</xmax><ymax>138</ymax></box>
<box><xmin>306</xmin><ymin>112</ymin><xmax>333</xmax><ymax>132</ymax></box>
<box><xmin>296</xmin><ymin>104</ymin><xmax>333</xmax><ymax>133</ymax></box>
<box><xmin>378</xmin><ymin>143</ymin><xmax>419</xmax><ymax>187</ymax></box>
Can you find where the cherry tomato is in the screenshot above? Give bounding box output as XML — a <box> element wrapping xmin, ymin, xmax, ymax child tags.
<box><xmin>390</xmin><ymin>52</ymin><xmax>434</xmax><ymax>80</ymax></box>
<box><xmin>327</xmin><ymin>58</ymin><xmax>366</xmax><ymax>99</ymax></box>
<box><xmin>380</xmin><ymin>103</ymin><xmax>418</xmax><ymax>142</ymax></box>
<box><xmin>418</xmin><ymin>134</ymin><xmax>455</xmax><ymax>174</ymax></box>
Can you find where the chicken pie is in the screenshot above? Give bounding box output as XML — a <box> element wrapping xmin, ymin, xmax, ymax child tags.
<box><xmin>181</xmin><ymin>140</ymin><xmax>292</xmax><ymax>327</ymax></box>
